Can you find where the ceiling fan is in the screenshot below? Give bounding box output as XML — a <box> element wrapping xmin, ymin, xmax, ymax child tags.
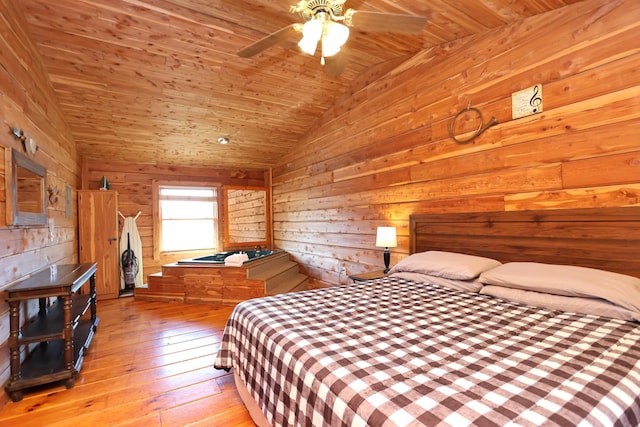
<box><xmin>237</xmin><ymin>0</ymin><xmax>427</xmax><ymax>75</ymax></box>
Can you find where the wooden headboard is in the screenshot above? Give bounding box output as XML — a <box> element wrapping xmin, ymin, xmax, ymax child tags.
<box><xmin>410</xmin><ymin>207</ymin><xmax>640</xmax><ymax>279</ymax></box>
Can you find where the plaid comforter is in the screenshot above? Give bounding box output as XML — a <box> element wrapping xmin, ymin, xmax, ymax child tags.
<box><xmin>214</xmin><ymin>277</ymin><xmax>640</xmax><ymax>426</ymax></box>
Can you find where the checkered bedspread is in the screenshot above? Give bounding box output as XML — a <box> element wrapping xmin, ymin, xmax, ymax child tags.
<box><xmin>214</xmin><ymin>277</ymin><xmax>640</xmax><ymax>426</ymax></box>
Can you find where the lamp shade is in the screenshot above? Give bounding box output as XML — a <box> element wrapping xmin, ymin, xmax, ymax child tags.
<box><xmin>298</xmin><ymin>19</ymin><xmax>323</xmax><ymax>55</ymax></box>
<box><xmin>321</xmin><ymin>21</ymin><xmax>349</xmax><ymax>57</ymax></box>
<box><xmin>302</xmin><ymin>19</ymin><xmax>323</xmax><ymax>39</ymax></box>
<box><xmin>376</xmin><ymin>226</ymin><xmax>397</xmax><ymax>248</ymax></box>
<box><xmin>321</xmin><ymin>38</ymin><xmax>341</xmax><ymax>58</ymax></box>
<box><xmin>298</xmin><ymin>36</ymin><xmax>319</xmax><ymax>55</ymax></box>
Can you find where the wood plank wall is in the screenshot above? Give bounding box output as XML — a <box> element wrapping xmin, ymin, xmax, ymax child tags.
<box><xmin>227</xmin><ymin>188</ymin><xmax>268</xmax><ymax>244</ymax></box>
<box><xmin>81</xmin><ymin>159</ymin><xmax>268</xmax><ymax>275</ymax></box>
<box><xmin>272</xmin><ymin>0</ymin><xmax>640</xmax><ymax>287</ymax></box>
<box><xmin>0</xmin><ymin>1</ymin><xmax>80</xmax><ymax>403</ymax></box>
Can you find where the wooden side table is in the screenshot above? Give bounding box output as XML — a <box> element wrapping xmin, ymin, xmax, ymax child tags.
<box><xmin>5</xmin><ymin>263</ymin><xmax>99</xmax><ymax>402</ymax></box>
<box><xmin>348</xmin><ymin>270</ymin><xmax>388</xmax><ymax>282</ymax></box>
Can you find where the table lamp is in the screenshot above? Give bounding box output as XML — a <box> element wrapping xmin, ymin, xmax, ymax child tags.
<box><xmin>376</xmin><ymin>226</ymin><xmax>397</xmax><ymax>273</ymax></box>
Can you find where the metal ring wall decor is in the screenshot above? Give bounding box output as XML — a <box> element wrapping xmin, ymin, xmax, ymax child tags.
<box><xmin>448</xmin><ymin>103</ymin><xmax>499</xmax><ymax>144</ymax></box>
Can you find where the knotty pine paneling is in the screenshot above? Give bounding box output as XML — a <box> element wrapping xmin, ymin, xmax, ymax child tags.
<box><xmin>0</xmin><ymin>1</ymin><xmax>81</xmax><ymax>406</ymax></box>
<box><xmin>21</xmin><ymin>0</ymin><xmax>588</xmax><ymax>170</ymax></box>
<box><xmin>226</xmin><ymin>188</ymin><xmax>268</xmax><ymax>244</ymax></box>
<box><xmin>82</xmin><ymin>159</ymin><xmax>268</xmax><ymax>277</ymax></box>
<box><xmin>272</xmin><ymin>0</ymin><xmax>640</xmax><ymax>287</ymax></box>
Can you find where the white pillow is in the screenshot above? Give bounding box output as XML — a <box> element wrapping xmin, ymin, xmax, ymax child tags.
<box><xmin>390</xmin><ymin>271</ymin><xmax>483</xmax><ymax>293</ymax></box>
<box><xmin>479</xmin><ymin>262</ymin><xmax>640</xmax><ymax>315</ymax></box>
<box><xmin>389</xmin><ymin>251</ymin><xmax>502</xmax><ymax>280</ymax></box>
<box><xmin>481</xmin><ymin>285</ymin><xmax>640</xmax><ymax>322</ymax></box>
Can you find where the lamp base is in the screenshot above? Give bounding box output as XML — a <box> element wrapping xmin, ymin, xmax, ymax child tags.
<box><xmin>383</xmin><ymin>248</ymin><xmax>390</xmax><ymax>273</ymax></box>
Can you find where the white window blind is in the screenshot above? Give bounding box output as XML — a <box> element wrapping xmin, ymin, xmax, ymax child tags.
<box><xmin>159</xmin><ymin>186</ymin><xmax>218</xmax><ymax>252</ymax></box>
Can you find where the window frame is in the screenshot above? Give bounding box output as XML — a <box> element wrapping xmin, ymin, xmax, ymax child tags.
<box><xmin>152</xmin><ymin>180</ymin><xmax>222</xmax><ymax>260</ymax></box>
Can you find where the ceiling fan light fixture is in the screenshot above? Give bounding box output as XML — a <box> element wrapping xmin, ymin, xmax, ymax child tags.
<box><xmin>238</xmin><ymin>1</ymin><xmax>427</xmax><ymax>76</ymax></box>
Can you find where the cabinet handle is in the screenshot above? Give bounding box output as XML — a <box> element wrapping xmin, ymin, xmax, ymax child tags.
<box><xmin>108</xmin><ymin>238</ymin><xmax>118</xmax><ymax>245</ymax></box>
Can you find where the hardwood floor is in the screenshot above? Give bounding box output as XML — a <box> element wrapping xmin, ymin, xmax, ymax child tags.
<box><xmin>0</xmin><ymin>298</ymin><xmax>255</xmax><ymax>426</ymax></box>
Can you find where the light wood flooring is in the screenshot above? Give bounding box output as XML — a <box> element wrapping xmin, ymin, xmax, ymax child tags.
<box><xmin>0</xmin><ymin>298</ymin><xmax>254</xmax><ymax>426</ymax></box>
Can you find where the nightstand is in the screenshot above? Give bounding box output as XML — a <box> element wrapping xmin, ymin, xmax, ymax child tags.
<box><xmin>348</xmin><ymin>270</ymin><xmax>388</xmax><ymax>282</ymax></box>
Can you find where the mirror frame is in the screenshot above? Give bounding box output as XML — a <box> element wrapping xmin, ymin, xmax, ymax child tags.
<box><xmin>5</xmin><ymin>148</ymin><xmax>48</xmax><ymax>226</ymax></box>
<box><xmin>223</xmin><ymin>185</ymin><xmax>271</xmax><ymax>250</ymax></box>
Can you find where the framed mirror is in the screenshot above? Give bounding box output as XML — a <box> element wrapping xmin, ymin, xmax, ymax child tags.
<box><xmin>5</xmin><ymin>148</ymin><xmax>47</xmax><ymax>226</ymax></box>
<box><xmin>223</xmin><ymin>186</ymin><xmax>270</xmax><ymax>249</ymax></box>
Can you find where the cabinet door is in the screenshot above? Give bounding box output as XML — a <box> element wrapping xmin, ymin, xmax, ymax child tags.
<box><xmin>78</xmin><ymin>191</ymin><xmax>120</xmax><ymax>299</ymax></box>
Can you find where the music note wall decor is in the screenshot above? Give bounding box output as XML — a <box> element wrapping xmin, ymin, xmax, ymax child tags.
<box><xmin>512</xmin><ymin>84</ymin><xmax>543</xmax><ymax>119</ymax></box>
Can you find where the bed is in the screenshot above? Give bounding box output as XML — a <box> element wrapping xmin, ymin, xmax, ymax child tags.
<box><xmin>214</xmin><ymin>207</ymin><xmax>640</xmax><ymax>426</ymax></box>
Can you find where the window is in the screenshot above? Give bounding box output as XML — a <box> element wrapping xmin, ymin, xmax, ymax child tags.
<box><xmin>158</xmin><ymin>185</ymin><xmax>218</xmax><ymax>252</ymax></box>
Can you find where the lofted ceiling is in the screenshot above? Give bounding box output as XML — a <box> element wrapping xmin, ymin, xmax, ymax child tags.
<box><xmin>21</xmin><ymin>0</ymin><xmax>582</xmax><ymax>169</ymax></box>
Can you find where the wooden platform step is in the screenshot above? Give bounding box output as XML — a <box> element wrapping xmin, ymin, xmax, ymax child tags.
<box><xmin>245</xmin><ymin>252</ymin><xmax>292</xmax><ymax>279</ymax></box>
<box><xmin>135</xmin><ymin>273</ymin><xmax>185</xmax><ymax>302</ymax></box>
<box><xmin>265</xmin><ymin>263</ymin><xmax>306</xmax><ymax>294</ymax></box>
<box><xmin>137</xmin><ymin>251</ymin><xmax>308</xmax><ymax>305</ymax></box>
<box><xmin>267</xmin><ymin>273</ymin><xmax>309</xmax><ymax>296</ymax></box>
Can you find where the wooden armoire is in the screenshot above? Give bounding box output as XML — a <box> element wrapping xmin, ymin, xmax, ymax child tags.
<box><xmin>78</xmin><ymin>190</ymin><xmax>120</xmax><ymax>299</ymax></box>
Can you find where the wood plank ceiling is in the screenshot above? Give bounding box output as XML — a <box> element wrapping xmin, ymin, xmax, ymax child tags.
<box><xmin>20</xmin><ymin>0</ymin><xmax>583</xmax><ymax>169</ymax></box>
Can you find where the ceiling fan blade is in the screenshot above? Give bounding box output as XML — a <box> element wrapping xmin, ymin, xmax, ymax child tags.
<box><xmin>348</xmin><ymin>10</ymin><xmax>427</xmax><ymax>34</ymax></box>
<box><xmin>324</xmin><ymin>51</ymin><xmax>346</xmax><ymax>77</ymax></box>
<box><xmin>238</xmin><ymin>24</ymin><xmax>300</xmax><ymax>58</ymax></box>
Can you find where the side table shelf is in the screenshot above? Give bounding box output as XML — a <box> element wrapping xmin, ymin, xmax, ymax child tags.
<box><xmin>5</xmin><ymin>263</ymin><xmax>99</xmax><ymax>402</ymax></box>
<box><xmin>348</xmin><ymin>270</ymin><xmax>388</xmax><ymax>282</ymax></box>
<box><xmin>19</xmin><ymin>294</ymin><xmax>93</xmax><ymax>343</ymax></box>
